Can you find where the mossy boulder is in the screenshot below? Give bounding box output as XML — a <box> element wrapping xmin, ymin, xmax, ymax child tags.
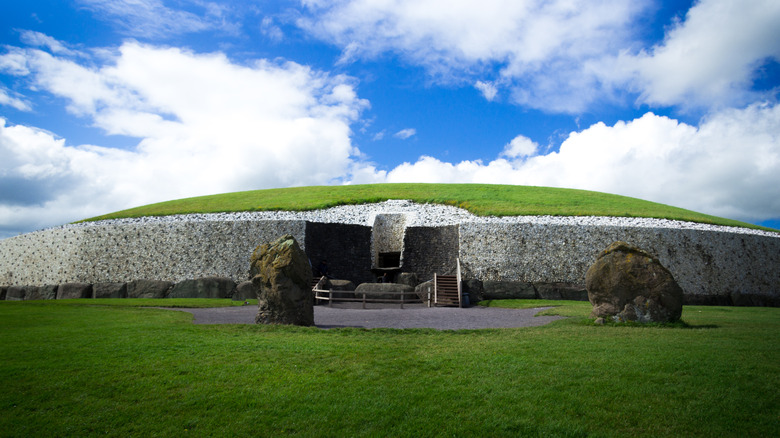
<box><xmin>586</xmin><ymin>241</ymin><xmax>683</xmax><ymax>323</ymax></box>
<box><xmin>252</xmin><ymin>234</ymin><xmax>313</xmax><ymax>326</ymax></box>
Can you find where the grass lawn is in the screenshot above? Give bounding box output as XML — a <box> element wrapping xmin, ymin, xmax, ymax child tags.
<box><xmin>1</xmin><ymin>299</ymin><xmax>777</xmax><ymax>437</ymax></box>
<box><xmin>81</xmin><ymin>183</ymin><xmax>774</xmax><ymax>231</ymax></box>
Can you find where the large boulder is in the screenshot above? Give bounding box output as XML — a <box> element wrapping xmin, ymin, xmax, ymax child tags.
<box><xmin>396</xmin><ymin>272</ymin><xmax>419</xmax><ymax>288</ymax></box>
<box><xmin>252</xmin><ymin>235</ymin><xmax>313</xmax><ymax>326</ymax></box>
<box><xmin>168</xmin><ymin>277</ymin><xmax>236</xmax><ymax>299</ymax></box>
<box><xmin>321</xmin><ymin>279</ymin><xmax>356</xmax><ymax>300</ymax></box>
<box><xmin>127</xmin><ymin>280</ymin><xmax>173</xmax><ymax>298</ymax></box>
<box><xmin>56</xmin><ymin>283</ymin><xmax>93</xmax><ymax>299</ymax></box>
<box><xmin>586</xmin><ymin>241</ymin><xmax>683</xmax><ymax>323</ymax></box>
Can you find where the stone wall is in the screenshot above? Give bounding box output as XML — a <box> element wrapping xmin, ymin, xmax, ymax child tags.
<box><xmin>0</xmin><ymin>220</ymin><xmax>305</xmax><ymax>285</ymax></box>
<box><xmin>370</xmin><ymin>213</ymin><xmax>407</xmax><ymax>268</ymax></box>
<box><xmin>402</xmin><ymin>225</ymin><xmax>459</xmax><ymax>282</ymax></box>
<box><xmin>2</xmin><ymin>217</ymin><xmax>779</xmax><ymax>305</ymax></box>
<box><xmin>305</xmin><ymin>222</ymin><xmax>374</xmax><ymax>284</ymax></box>
<box><xmin>458</xmin><ymin>222</ymin><xmax>780</xmax><ymax>301</ymax></box>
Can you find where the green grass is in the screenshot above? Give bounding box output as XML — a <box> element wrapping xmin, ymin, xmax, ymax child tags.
<box><xmin>1</xmin><ymin>299</ymin><xmax>777</xmax><ymax>437</ymax></box>
<box><xmin>81</xmin><ymin>183</ymin><xmax>774</xmax><ymax>231</ymax></box>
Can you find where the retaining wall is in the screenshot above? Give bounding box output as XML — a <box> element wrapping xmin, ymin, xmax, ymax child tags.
<box><xmin>459</xmin><ymin>222</ymin><xmax>780</xmax><ymax>301</ymax></box>
<box><xmin>0</xmin><ymin>220</ymin><xmax>305</xmax><ymax>286</ymax></box>
<box><xmin>1</xmin><ymin>218</ymin><xmax>779</xmax><ymax>304</ymax></box>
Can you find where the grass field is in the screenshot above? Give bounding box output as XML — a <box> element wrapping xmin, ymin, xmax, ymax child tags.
<box><xmin>1</xmin><ymin>299</ymin><xmax>777</xmax><ymax>437</ymax></box>
<box><xmin>81</xmin><ymin>183</ymin><xmax>773</xmax><ymax>231</ymax></box>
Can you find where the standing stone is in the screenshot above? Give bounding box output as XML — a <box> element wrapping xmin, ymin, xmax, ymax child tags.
<box><xmin>251</xmin><ymin>235</ymin><xmax>313</xmax><ymax>326</ymax></box>
<box><xmin>586</xmin><ymin>241</ymin><xmax>683</xmax><ymax>323</ymax></box>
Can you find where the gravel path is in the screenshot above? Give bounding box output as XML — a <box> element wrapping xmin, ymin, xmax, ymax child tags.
<box><xmin>162</xmin><ymin>304</ymin><xmax>564</xmax><ymax>330</ymax></box>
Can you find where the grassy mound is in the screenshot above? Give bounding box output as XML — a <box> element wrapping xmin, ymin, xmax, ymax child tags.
<box><xmin>83</xmin><ymin>183</ymin><xmax>769</xmax><ymax>230</ymax></box>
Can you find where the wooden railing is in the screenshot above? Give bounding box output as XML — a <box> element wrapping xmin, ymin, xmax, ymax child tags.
<box><xmin>312</xmin><ymin>288</ymin><xmax>427</xmax><ymax>309</ymax></box>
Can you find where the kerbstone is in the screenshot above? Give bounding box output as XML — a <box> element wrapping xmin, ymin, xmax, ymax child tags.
<box><xmin>57</xmin><ymin>283</ymin><xmax>93</xmax><ymax>299</ymax></box>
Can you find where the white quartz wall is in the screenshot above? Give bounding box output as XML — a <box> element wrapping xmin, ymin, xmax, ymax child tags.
<box><xmin>459</xmin><ymin>222</ymin><xmax>780</xmax><ymax>298</ymax></box>
<box><xmin>0</xmin><ymin>220</ymin><xmax>305</xmax><ymax>285</ymax></box>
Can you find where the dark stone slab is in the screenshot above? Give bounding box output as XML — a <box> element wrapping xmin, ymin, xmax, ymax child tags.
<box><xmin>232</xmin><ymin>280</ymin><xmax>257</xmax><ymax>301</ymax></box>
<box><xmin>168</xmin><ymin>277</ymin><xmax>236</xmax><ymax>299</ymax></box>
<box><xmin>127</xmin><ymin>280</ymin><xmax>173</xmax><ymax>298</ymax></box>
<box><xmin>683</xmin><ymin>294</ymin><xmax>732</xmax><ymax>306</ymax></box>
<box><xmin>535</xmin><ymin>282</ymin><xmax>588</xmax><ymax>301</ymax></box>
<box><xmin>0</xmin><ymin>286</ymin><xmax>6</xmax><ymax>300</ymax></box>
<box><xmin>482</xmin><ymin>280</ymin><xmax>536</xmax><ymax>300</ymax></box>
<box><xmin>26</xmin><ymin>284</ymin><xmax>58</xmax><ymax>300</ymax></box>
<box><xmin>6</xmin><ymin>286</ymin><xmax>28</xmax><ymax>301</ymax></box>
<box><xmin>462</xmin><ymin>279</ymin><xmax>484</xmax><ymax>302</ymax></box>
<box><xmin>93</xmin><ymin>282</ymin><xmax>127</xmax><ymax>299</ymax></box>
<box><xmin>57</xmin><ymin>283</ymin><xmax>93</xmax><ymax>299</ymax></box>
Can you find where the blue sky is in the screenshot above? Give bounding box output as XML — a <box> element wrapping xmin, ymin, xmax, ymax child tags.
<box><xmin>1</xmin><ymin>0</ymin><xmax>779</xmax><ymax>238</ymax></box>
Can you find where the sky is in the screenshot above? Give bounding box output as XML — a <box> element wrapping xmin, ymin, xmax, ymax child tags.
<box><xmin>1</xmin><ymin>0</ymin><xmax>779</xmax><ymax>239</ymax></box>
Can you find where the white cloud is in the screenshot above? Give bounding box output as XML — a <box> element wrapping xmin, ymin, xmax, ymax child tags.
<box><xmin>299</xmin><ymin>0</ymin><xmax>780</xmax><ymax>114</ymax></box>
<box><xmin>19</xmin><ymin>30</ymin><xmax>80</xmax><ymax>56</ymax></box>
<box><xmin>0</xmin><ymin>41</ymin><xmax>368</xmax><ymax>237</ymax></box>
<box><xmin>378</xmin><ymin>103</ymin><xmax>780</xmax><ymax>222</ymax></box>
<box><xmin>76</xmin><ymin>0</ymin><xmax>239</xmax><ymax>38</ymax></box>
<box><xmin>299</xmin><ymin>0</ymin><xmax>649</xmax><ymax>113</ymax></box>
<box><xmin>610</xmin><ymin>0</ymin><xmax>780</xmax><ymax>109</ymax></box>
<box><xmin>393</xmin><ymin>128</ymin><xmax>416</xmax><ymax>140</ymax></box>
<box><xmin>0</xmin><ymin>88</ymin><xmax>31</xmax><ymax>111</ymax></box>
<box><xmin>501</xmin><ymin>135</ymin><xmax>538</xmax><ymax>159</ymax></box>
<box><xmin>475</xmin><ymin>80</ymin><xmax>497</xmax><ymax>101</ymax></box>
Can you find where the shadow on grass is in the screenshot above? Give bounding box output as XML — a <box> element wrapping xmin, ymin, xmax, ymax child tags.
<box><xmin>592</xmin><ymin>319</ymin><xmax>719</xmax><ymax>329</ymax></box>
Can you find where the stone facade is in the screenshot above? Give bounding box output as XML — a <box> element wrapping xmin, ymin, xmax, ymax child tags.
<box><xmin>1</xmin><ymin>206</ymin><xmax>779</xmax><ymax>305</ymax></box>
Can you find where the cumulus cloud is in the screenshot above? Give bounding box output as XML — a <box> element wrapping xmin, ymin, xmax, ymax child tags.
<box><xmin>609</xmin><ymin>0</ymin><xmax>780</xmax><ymax>109</ymax></box>
<box><xmin>0</xmin><ymin>41</ymin><xmax>368</xmax><ymax>237</ymax></box>
<box><xmin>501</xmin><ymin>135</ymin><xmax>538</xmax><ymax>159</ymax></box>
<box><xmin>393</xmin><ymin>128</ymin><xmax>416</xmax><ymax>140</ymax></box>
<box><xmin>378</xmin><ymin>103</ymin><xmax>780</xmax><ymax>222</ymax></box>
<box><xmin>299</xmin><ymin>0</ymin><xmax>780</xmax><ymax>114</ymax></box>
<box><xmin>298</xmin><ymin>0</ymin><xmax>648</xmax><ymax>113</ymax></box>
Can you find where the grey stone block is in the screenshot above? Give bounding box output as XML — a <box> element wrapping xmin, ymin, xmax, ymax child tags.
<box><xmin>6</xmin><ymin>286</ymin><xmax>28</xmax><ymax>301</ymax></box>
<box><xmin>535</xmin><ymin>282</ymin><xmax>587</xmax><ymax>301</ymax></box>
<box><xmin>482</xmin><ymin>281</ymin><xmax>536</xmax><ymax>300</ymax></box>
<box><xmin>26</xmin><ymin>285</ymin><xmax>58</xmax><ymax>300</ymax></box>
<box><xmin>93</xmin><ymin>282</ymin><xmax>127</xmax><ymax>298</ymax></box>
<box><xmin>57</xmin><ymin>283</ymin><xmax>93</xmax><ymax>299</ymax></box>
<box><xmin>232</xmin><ymin>281</ymin><xmax>257</xmax><ymax>301</ymax></box>
<box><xmin>127</xmin><ymin>280</ymin><xmax>173</xmax><ymax>298</ymax></box>
<box><xmin>168</xmin><ymin>277</ymin><xmax>236</xmax><ymax>299</ymax></box>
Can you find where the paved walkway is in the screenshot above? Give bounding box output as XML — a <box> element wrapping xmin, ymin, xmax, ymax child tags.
<box><xmin>164</xmin><ymin>304</ymin><xmax>564</xmax><ymax>330</ymax></box>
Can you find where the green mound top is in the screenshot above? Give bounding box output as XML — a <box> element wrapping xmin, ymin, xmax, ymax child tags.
<box><xmin>84</xmin><ymin>183</ymin><xmax>770</xmax><ymax>231</ymax></box>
